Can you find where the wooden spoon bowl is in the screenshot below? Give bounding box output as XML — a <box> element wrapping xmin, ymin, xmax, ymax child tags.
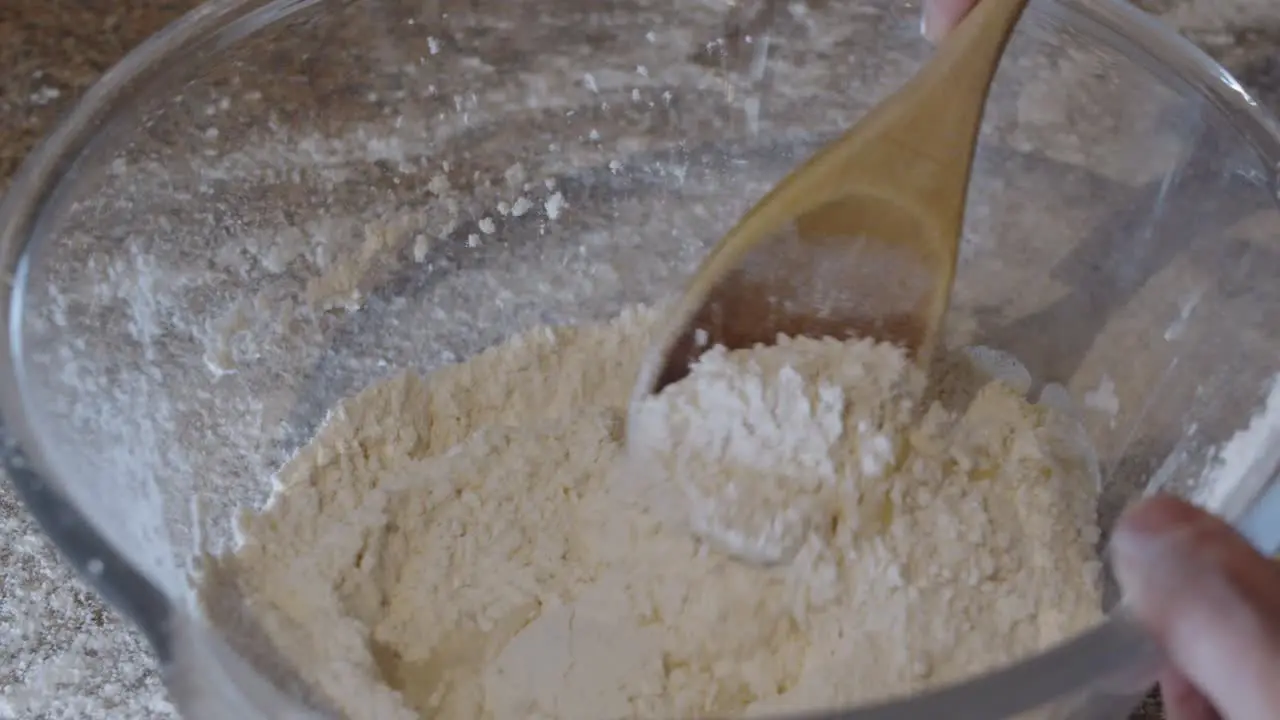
<box><xmin>632</xmin><ymin>0</ymin><xmax>1031</xmax><ymax>403</ymax></box>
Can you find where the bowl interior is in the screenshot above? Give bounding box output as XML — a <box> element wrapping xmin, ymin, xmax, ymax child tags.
<box><xmin>6</xmin><ymin>0</ymin><xmax>1280</xmax><ymax>712</ymax></box>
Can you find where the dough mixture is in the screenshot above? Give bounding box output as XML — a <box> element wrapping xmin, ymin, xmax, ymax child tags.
<box><xmin>204</xmin><ymin>306</ymin><xmax>1103</xmax><ymax>719</ymax></box>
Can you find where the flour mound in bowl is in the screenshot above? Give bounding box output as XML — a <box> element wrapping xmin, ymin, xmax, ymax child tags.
<box><xmin>203</xmin><ymin>306</ymin><xmax>1104</xmax><ymax>720</ymax></box>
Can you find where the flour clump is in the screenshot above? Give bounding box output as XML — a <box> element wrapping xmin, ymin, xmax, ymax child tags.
<box><xmin>204</xmin><ymin>306</ymin><xmax>1103</xmax><ymax>719</ymax></box>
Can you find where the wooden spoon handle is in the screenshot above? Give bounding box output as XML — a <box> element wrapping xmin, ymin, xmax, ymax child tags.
<box><xmin>894</xmin><ymin>0</ymin><xmax>1031</xmax><ymax>165</ymax></box>
<box><xmin>807</xmin><ymin>0</ymin><xmax>1029</xmax><ymax>232</ymax></box>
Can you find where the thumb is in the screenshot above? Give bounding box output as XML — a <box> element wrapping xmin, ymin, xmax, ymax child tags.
<box><xmin>1111</xmin><ymin>495</ymin><xmax>1280</xmax><ymax>720</ymax></box>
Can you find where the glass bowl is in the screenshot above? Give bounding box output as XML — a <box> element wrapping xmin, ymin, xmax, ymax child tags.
<box><xmin>2</xmin><ymin>0</ymin><xmax>1279</xmax><ymax>717</ymax></box>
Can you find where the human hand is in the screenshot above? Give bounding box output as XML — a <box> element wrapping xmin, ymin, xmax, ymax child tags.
<box><xmin>1111</xmin><ymin>495</ymin><xmax>1280</xmax><ymax>719</ymax></box>
<box><xmin>921</xmin><ymin>0</ymin><xmax>980</xmax><ymax>43</ymax></box>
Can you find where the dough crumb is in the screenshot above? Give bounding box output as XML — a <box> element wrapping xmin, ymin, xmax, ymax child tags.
<box><xmin>544</xmin><ymin>192</ymin><xmax>566</xmax><ymax>220</ymax></box>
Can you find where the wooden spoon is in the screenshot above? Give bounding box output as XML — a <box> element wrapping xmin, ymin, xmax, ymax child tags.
<box><xmin>631</xmin><ymin>0</ymin><xmax>1030</xmax><ymax>401</ymax></box>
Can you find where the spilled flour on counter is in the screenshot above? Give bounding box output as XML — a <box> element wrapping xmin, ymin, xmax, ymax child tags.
<box><xmin>204</xmin><ymin>306</ymin><xmax>1103</xmax><ymax>720</ymax></box>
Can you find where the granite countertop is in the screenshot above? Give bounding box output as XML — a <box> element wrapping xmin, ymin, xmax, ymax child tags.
<box><xmin>0</xmin><ymin>0</ymin><xmax>1277</xmax><ymax>718</ymax></box>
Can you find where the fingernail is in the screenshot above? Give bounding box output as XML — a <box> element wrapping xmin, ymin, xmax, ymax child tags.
<box><xmin>1110</xmin><ymin>497</ymin><xmax>1212</xmax><ymax>606</ymax></box>
<box><xmin>1111</xmin><ymin>522</ymin><xmax>1169</xmax><ymax>588</ymax></box>
<box><xmin>1119</xmin><ymin>494</ymin><xmax>1205</xmax><ymax>534</ymax></box>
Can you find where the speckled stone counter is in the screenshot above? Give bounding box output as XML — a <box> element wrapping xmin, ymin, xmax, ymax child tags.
<box><xmin>1</xmin><ymin>8</ymin><xmax>204</xmax><ymax>720</ymax></box>
<box><xmin>0</xmin><ymin>0</ymin><xmax>1277</xmax><ymax>718</ymax></box>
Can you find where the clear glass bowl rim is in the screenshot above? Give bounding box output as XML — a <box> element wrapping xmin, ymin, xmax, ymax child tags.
<box><xmin>1</xmin><ymin>0</ymin><xmax>1278</xmax><ymax>717</ymax></box>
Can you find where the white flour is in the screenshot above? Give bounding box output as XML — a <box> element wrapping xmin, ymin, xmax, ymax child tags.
<box><xmin>1194</xmin><ymin>375</ymin><xmax>1280</xmax><ymax>522</ymax></box>
<box><xmin>206</xmin><ymin>307</ymin><xmax>1103</xmax><ymax>719</ymax></box>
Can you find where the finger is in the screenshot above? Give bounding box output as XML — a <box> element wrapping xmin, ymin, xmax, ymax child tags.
<box><xmin>1160</xmin><ymin>668</ymin><xmax>1220</xmax><ymax>720</ymax></box>
<box><xmin>1111</xmin><ymin>495</ymin><xmax>1280</xmax><ymax>720</ymax></box>
<box><xmin>922</xmin><ymin>0</ymin><xmax>979</xmax><ymax>43</ymax></box>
